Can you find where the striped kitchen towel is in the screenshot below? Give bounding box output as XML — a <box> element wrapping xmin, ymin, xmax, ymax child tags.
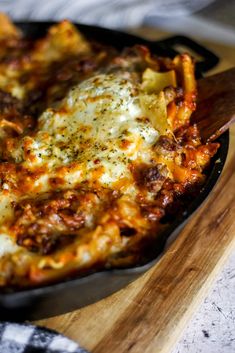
<box><xmin>0</xmin><ymin>321</ymin><xmax>88</xmax><ymax>353</ymax></box>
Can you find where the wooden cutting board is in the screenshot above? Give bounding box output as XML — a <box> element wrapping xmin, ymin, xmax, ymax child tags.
<box><xmin>36</xmin><ymin>30</ymin><xmax>235</xmax><ymax>353</ymax></box>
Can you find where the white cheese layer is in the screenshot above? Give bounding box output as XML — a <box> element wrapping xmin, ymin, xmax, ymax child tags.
<box><xmin>11</xmin><ymin>74</ymin><xmax>159</xmax><ymax>191</ymax></box>
<box><xmin>0</xmin><ymin>234</ymin><xmax>19</xmax><ymax>257</ymax></box>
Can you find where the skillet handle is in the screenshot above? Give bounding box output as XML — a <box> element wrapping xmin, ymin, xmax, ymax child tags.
<box><xmin>156</xmin><ymin>35</ymin><xmax>219</xmax><ymax>73</ymax></box>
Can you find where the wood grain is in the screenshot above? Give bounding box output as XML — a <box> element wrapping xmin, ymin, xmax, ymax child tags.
<box><xmin>36</xmin><ymin>31</ymin><xmax>235</xmax><ymax>353</ymax></box>
<box><xmin>192</xmin><ymin>67</ymin><xmax>235</xmax><ymax>141</ymax></box>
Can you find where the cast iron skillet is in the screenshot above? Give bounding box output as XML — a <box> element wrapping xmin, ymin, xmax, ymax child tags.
<box><xmin>0</xmin><ymin>22</ymin><xmax>229</xmax><ymax>321</ymax></box>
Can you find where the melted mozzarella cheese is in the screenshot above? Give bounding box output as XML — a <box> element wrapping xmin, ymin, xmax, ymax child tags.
<box><xmin>0</xmin><ymin>73</ymin><xmax>164</xmax><ymax>257</ymax></box>
<box><xmin>0</xmin><ymin>234</ymin><xmax>19</xmax><ymax>257</ymax></box>
<box><xmin>11</xmin><ymin>74</ymin><xmax>159</xmax><ymax>192</ymax></box>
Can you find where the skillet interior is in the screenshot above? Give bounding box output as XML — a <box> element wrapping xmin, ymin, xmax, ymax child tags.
<box><xmin>0</xmin><ymin>22</ymin><xmax>229</xmax><ymax>320</ymax></box>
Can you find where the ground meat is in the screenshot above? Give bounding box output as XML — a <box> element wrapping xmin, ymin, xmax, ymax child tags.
<box><xmin>17</xmin><ymin>229</ymin><xmax>78</xmax><ymax>255</ymax></box>
<box><xmin>141</xmin><ymin>205</ymin><xmax>165</xmax><ymax>222</ymax></box>
<box><xmin>157</xmin><ymin>135</ymin><xmax>177</xmax><ymax>152</ymax></box>
<box><xmin>135</xmin><ymin>164</ymin><xmax>169</xmax><ymax>193</ymax></box>
<box><xmin>11</xmin><ymin>189</ymin><xmax>107</xmax><ymax>254</ymax></box>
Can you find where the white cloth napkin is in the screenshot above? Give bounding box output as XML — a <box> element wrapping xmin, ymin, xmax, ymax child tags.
<box><xmin>0</xmin><ymin>0</ymin><xmax>214</xmax><ymax>28</ymax></box>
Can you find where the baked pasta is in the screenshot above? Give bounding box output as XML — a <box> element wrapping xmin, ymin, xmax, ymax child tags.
<box><xmin>0</xmin><ymin>13</ymin><xmax>219</xmax><ymax>288</ymax></box>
